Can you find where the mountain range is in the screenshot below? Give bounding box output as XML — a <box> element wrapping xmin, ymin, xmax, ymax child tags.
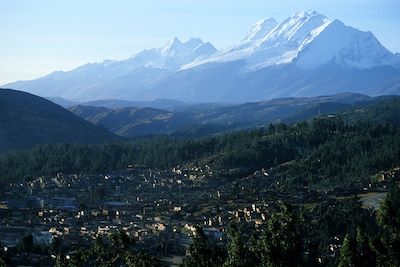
<box><xmin>68</xmin><ymin>93</ymin><xmax>394</xmax><ymax>137</ymax></box>
<box><xmin>4</xmin><ymin>10</ymin><xmax>400</xmax><ymax>103</ymax></box>
<box><xmin>47</xmin><ymin>97</ymin><xmax>192</xmax><ymax>110</ymax></box>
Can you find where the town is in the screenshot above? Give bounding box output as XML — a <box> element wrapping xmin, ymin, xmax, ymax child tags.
<box><xmin>0</xmin><ymin>162</ymin><xmax>391</xmax><ymax>266</ymax></box>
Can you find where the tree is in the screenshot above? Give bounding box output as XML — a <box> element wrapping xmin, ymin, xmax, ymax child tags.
<box><xmin>337</xmin><ymin>230</ymin><xmax>376</xmax><ymax>267</ymax></box>
<box><xmin>355</xmin><ymin>229</ymin><xmax>376</xmax><ymax>267</ymax></box>
<box><xmin>223</xmin><ymin>226</ymin><xmax>256</xmax><ymax>267</ymax></box>
<box><xmin>181</xmin><ymin>226</ymin><xmax>226</xmax><ymax>267</ymax></box>
<box><xmin>125</xmin><ymin>251</ymin><xmax>159</xmax><ymax>267</ymax></box>
<box><xmin>110</xmin><ymin>230</ymin><xmax>135</xmax><ymax>254</ymax></box>
<box><xmin>54</xmin><ymin>254</ymin><xmax>67</xmax><ymax>267</ymax></box>
<box><xmin>376</xmin><ymin>182</ymin><xmax>400</xmax><ymax>266</ymax></box>
<box><xmin>68</xmin><ymin>248</ymin><xmax>91</xmax><ymax>267</ymax></box>
<box><xmin>257</xmin><ymin>204</ymin><xmax>302</xmax><ymax>267</ymax></box>
<box><xmin>338</xmin><ymin>235</ymin><xmax>356</xmax><ymax>267</ymax></box>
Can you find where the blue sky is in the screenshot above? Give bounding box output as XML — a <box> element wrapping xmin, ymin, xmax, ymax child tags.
<box><xmin>1</xmin><ymin>0</ymin><xmax>399</xmax><ymax>84</ymax></box>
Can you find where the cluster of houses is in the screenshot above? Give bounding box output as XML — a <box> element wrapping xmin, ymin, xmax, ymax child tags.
<box><xmin>0</xmin><ymin>163</ymin><xmax>391</xmax><ymax>264</ymax></box>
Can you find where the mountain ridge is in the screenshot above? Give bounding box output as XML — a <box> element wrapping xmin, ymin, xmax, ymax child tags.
<box><xmin>68</xmin><ymin>93</ymin><xmax>380</xmax><ymax>137</ymax></box>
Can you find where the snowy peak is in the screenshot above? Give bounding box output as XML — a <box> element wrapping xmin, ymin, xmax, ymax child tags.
<box><xmin>243</xmin><ymin>18</ymin><xmax>278</xmax><ymax>42</ymax></box>
<box><xmin>160</xmin><ymin>37</ymin><xmax>206</xmax><ymax>55</ymax></box>
<box><xmin>185</xmin><ymin>38</ymin><xmax>205</xmax><ymax>49</ymax></box>
<box><xmin>296</xmin><ymin>19</ymin><xmax>400</xmax><ymax>69</ymax></box>
<box><xmin>160</xmin><ymin>37</ymin><xmax>183</xmax><ymax>55</ymax></box>
<box><xmin>183</xmin><ymin>10</ymin><xmax>333</xmax><ymax>69</ymax></box>
<box><xmin>185</xmin><ymin>10</ymin><xmax>399</xmax><ymax>70</ymax></box>
<box><xmin>125</xmin><ymin>37</ymin><xmax>216</xmax><ymax>70</ymax></box>
<box><xmin>260</xmin><ymin>10</ymin><xmax>330</xmax><ymax>47</ymax></box>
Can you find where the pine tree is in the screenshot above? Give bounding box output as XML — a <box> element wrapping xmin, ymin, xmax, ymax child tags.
<box><xmin>224</xmin><ymin>226</ymin><xmax>256</xmax><ymax>267</ymax></box>
<box><xmin>338</xmin><ymin>235</ymin><xmax>356</xmax><ymax>267</ymax></box>
<box><xmin>181</xmin><ymin>226</ymin><xmax>226</xmax><ymax>267</ymax></box>
<box><xmin>257</xmin><ymin>204</ymin><xmax>302</xmax><ymax>267</ymax></box>
<box><xmin>377</xmin><ymin>183</ymin><xmax>400</xmax><ymax>266</ymax></box>
<box><xmin>355</xmin><ymin>229</ymin><xmax>376</xmax><ymax>267</ymax></box>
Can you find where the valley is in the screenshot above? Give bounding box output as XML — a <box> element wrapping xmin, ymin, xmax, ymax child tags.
<box><xmin>1</xmin><ymin>108</ymin><xmax>400</xmax><ymax>265</ymax></box>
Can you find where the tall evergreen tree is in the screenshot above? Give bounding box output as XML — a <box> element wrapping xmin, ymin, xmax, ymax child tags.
<box><xmin>181</xmin><ymin>227</ymin><xmax>226</xmax><ymax>267</ymax></box>
<box><xmin>223</xmin><ymin>226</ymin><xmax>257</xmax><ymax>267</ymax></box>
<box><xmin>338</xmin><ymin>235</ymin><xmax>357</xmax><ymax>267</ymax></box>
<box><xmin>376</xmin><ymin>183</ymin><xmax>400</xmax><ymax>266</ymax></box>
<box><xmin>257</xmin><ymin>204</ymin><xmax>302</xmax><ymax>267</ymax></box>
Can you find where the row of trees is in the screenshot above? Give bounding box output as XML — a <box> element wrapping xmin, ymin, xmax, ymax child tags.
<box><xmin>0</xmin><ymin>230</ymin><xmax>159</xmax><ymax>267</ymax></box>
<box><xmin>54</xmin><ymin>231</ymin><xmax>159</xmax><ymax>267</ymax></box>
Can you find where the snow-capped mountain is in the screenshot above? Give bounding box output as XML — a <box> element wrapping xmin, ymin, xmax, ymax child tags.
<box><xmin>184</xmin><ymin>10</ymin><xmax>398</xmax><ymax>70</ymax></box>
<box><xmin>295</xmin><ymin>19</ymin><xmax>399</xmax><ymax>69</ymax></box>
<box><xmin>127</xmin><ymin>37</ymin><xmax>216</xmax><ymax>70</ymax></box>
<box><xmin>4</xmin><ymin>38</ymin><xmax>216</xmax><ymax>100</ymax></box>
<box><xmin>243</xmin><ymin>18</ymin><xmax>278</xmax><ymax>42</ymax></box>
<box><xmin>4</xmin><ymin>10</ymin><xmax>400</xmax><ymax>102</ymax></box>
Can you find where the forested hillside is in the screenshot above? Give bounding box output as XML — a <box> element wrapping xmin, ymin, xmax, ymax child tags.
<box><xmin>1</xmin><ymin>97</ymin><xmax>400</xmax><ymax>190</ymax></box>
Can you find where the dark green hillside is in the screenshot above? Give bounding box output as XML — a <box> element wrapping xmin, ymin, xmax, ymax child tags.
<box><xmin>0</xmin><ymin>89</ymin><xmax>119</xmax><ymax>152</ymax></box>
<box><xmin>341</xmin><ymin>96</ymin><xmax>400</xmax><ymax>126</ymax></box>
